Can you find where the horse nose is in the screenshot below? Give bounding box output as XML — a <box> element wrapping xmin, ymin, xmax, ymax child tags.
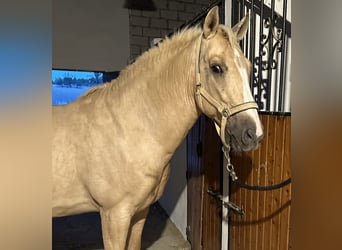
<box><xmin>241</xmin><ymin>128</ymin><xmax>255</xmax><ymax>146</ymax></box>
<box><xmin>241</xmin><ymin>128</ymin><xmax>263</xmax><ymax>146</ymax></box>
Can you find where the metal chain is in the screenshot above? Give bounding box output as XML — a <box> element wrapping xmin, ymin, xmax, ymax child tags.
<box><xmin>222</xmin><ymin>146</ymin><xmax>238</xmax><ymax>181</ymax></box>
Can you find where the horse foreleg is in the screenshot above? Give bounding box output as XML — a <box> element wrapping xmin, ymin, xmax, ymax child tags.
<box><xmin>100</xmin><ymin>207</ymin><xmax>132</xmax><ymax>250</ymax></box>
<box><xmin>126</xmin><ymin>207</ymin><xmax>150</xmax><ymax>250</ymax></box>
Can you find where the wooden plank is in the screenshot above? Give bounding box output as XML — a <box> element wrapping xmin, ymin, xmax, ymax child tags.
<box><xmin>258</xmin><ymin>114</ymin><xmax>269</xmax><ymax>250</ymax></box>
<box><xmin>279</xmin><ymin>116</ymin><xmax>291</xmax><ymax>250</ymax></box>
<box><xmin>250</xmin><ymin>146</ymin><xmax>260</xmax><ymax>250</ymax></box>
<box><xmin>187</xmin><ymin>116</ymin><xmax>204</xmax><ymax>250</ymax></box>
<box><xmin>271</xmin><ymin>116</ymin><xmax>285</xmax><ymax>250</ymax></box>
<box><xmin>229</xmin><ymin>114</ymin><xmax>291</xmax><ymax>250</ymax></box>
<box><xmin>265</xmin><ymin>114</ymin><xmax>276</xmax><ymax>250</ymax></box>
<box><xmin>249</xmin><ymin>147</ymin><xmax>257</xmax><ymax>250</ymax></box>
<box><xmin>202</xmin><ymin>117</ymin><xmax>221</xmax><ymax>250</ymax></box>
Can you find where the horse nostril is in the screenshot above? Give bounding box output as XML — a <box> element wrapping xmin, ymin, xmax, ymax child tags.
<box><xmin>257</xmin><ymin>133</ymin><xmax>264</xmax><ymax>143</ymax></box>
<box><xmin>242</xmin><ymin>128</ymin><xmax>256</xmax><ymax>146</ymax></box>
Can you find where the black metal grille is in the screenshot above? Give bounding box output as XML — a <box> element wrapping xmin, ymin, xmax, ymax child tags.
<box><xmin>232</xmin><ymin>0</ymin><xmax>291</xmax><ymax>113</ymax></box>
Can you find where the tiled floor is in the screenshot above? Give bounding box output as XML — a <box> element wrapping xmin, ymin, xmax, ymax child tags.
<box><xmin>53</xmin><ymin>203</ymin><xmax>190</xmax><ymax>250</ymax></box>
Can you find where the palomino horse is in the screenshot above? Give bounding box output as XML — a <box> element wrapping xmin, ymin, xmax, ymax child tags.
<box><xmin>52</xmin><ymin>6</ymin><xmax>263</xmax><ymax>250</ymax></box>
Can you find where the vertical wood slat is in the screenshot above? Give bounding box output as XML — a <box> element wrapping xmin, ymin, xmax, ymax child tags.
<box><xmin>202</xmin><ymin>117</ymin><xmax>222</xmax><ymax>250</ymax></box>
<box><xmin>280</xmin><ymin>116</ymin><xmax>291</xmax><ymax>249</ymax></box>
<box><xmin>229</xmin><ymin>114</ymin><xmax>291</xmax><ymax>250</ymax></box>
<box><xmin>187</xmin><ymin>116</ymin><xmax>204</xmax><ymax>250</ymax></box>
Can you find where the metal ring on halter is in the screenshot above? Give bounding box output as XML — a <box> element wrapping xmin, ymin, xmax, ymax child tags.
<box><xmin>222</xmin><ymin>109</ymin><xmax>229</xmax><ymax>118</ymax></box>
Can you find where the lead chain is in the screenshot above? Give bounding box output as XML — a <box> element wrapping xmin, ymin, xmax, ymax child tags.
<box><xmin>222</xmin><ymin>146</ymin><xmax>238</xmax><ymax>181</ymax></box>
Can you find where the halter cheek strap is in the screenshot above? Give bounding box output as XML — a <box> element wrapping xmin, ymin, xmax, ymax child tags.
<box><xmin>195</xmin><ymin>34</ymin><xmax>259</xmax><ymax>148</ymax></box>
<box><xmin>195</xmin><ymin>83</ymin><xmax>258</xmax><ymax>148</ymax></box>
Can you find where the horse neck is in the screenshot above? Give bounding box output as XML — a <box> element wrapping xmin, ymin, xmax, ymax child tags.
<box><xmin>118</xmin><ymin>31</ymin><xmax>201</xmax><ymax>153</ymax></box>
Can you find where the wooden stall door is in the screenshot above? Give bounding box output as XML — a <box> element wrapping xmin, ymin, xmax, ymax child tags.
<box><xmin>187</xmin><ymin>116</ymin><xmax>222</xmax><ymax>250</ymax></box>
<box><xmin>229</xmin><ymin>114</ymin><xmax>292</xmax><ymax>250</ymax></box>
<box><xmin>202</xmin><ymin>117</ymin><xmax>222</xmax><ymax>250</ymax></box>
<box><xmin>187</xmin><ymin>116</ymin><xmax>204</xmax><ymax>250</ymax></box>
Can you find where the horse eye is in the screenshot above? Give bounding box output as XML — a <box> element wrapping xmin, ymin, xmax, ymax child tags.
<box><xmin>211</xmin><ymin>64</ymin><xmax>223</xmax><ymax>74</ymax></box>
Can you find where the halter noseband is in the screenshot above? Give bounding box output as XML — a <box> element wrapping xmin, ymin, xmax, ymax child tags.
<box><xmin>195</xmin><ymin>33</ymin><xmax>259</xmax><ymax>148</ymax></box>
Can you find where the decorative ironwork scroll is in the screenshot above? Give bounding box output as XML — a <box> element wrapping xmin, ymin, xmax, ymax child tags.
<box><xmin>233</xmin><ymin>0</ymin><xmax>291</xmax><ymax>113</ymax></box>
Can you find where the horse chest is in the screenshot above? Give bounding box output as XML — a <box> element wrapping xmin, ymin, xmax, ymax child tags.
<box><xmin>134</xmin><ymin>162</ymin><xmax>171</xmax><ymax>210</ymax></box>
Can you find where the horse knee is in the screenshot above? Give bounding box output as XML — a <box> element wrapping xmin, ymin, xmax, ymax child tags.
<box><xmin>100</xmin><ymin>208</ymin><xmax>132</xmax><ymax>250</ymax></box>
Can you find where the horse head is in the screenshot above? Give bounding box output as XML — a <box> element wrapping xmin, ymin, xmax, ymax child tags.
<box><xmin>196</xmin><ymin>6</ymin><xmax>263</xmax><ymax>151</ymax></box>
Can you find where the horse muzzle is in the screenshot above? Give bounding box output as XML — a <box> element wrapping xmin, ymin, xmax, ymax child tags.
<box><xmin>226</xmin><ymin>112</ymin><xmax>264</xmax><ymax>152</ymax></box>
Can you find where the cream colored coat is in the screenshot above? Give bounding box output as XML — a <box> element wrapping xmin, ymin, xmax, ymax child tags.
<box><xmin>52</xmin><ymin>6</ymin><xmax>263</xmax><ymax>250</ymax></box>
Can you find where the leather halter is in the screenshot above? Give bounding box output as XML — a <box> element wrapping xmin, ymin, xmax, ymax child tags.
<box><xmin>194</xmin><ymin>33</ymin><xmax>259</xmax><ymax>148</ymax></box>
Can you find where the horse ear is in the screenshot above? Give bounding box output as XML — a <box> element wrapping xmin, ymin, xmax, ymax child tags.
<box><xmin>203</xmin><ymin>6</ymin><xmax>219</xmax><ymax>39</ymax></box>
<box><xmin>232</xmin><ymin>14</ymin><xmax>250</xmax><ymax>41</ymax></box>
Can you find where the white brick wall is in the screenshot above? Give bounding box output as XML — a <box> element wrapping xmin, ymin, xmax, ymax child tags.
<box><xmin>128</xmin><ymin>0</ymin><xmax>211</xmax><ymax>60</ymax></box>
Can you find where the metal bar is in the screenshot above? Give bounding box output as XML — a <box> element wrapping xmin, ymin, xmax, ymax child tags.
<box><xmin>244</xmin><ymin>1</ymin><xmax>249</xmax><ymax>58</ymax></box>
<box><xmin>258</xmin><ymin>0</ymin><xmax>264</xmax><ymax>110</ymax></box>
<box><xmin>273</xmin><ymin>47</ymin><xmax>280</xmax><ymax>111</ymax></box>
<box><xmin>258</xmin><ymin>110</ymin><xmax>291</xmax><ymax>116</ymax></box>
<box><xmin>267</xmin><ymin>0</ymin><xmax>275</xmax><ymax>111</ymax></box>
<box><xmin>240</xmin><ymin>0</ymin><xmax>244</xmax><ymax>19</ymax></box>
<box><xmin>240</xmin><ymin>0</ymin><xmax>245</xmax><ymax>49</ymax></box>
<box><xmin>232</xmin><ymin>0</ymin><xmax>238</xmax><ymax>26</ymax></box>
<box><xmin>218</xmin><ymin>2</ymin><xmax>225</xmax><ymax>23</ymax></box>
<box><xmin>238</xmin><ymin>0</ymin><xmax>291</xmax><ymax>37</ymax></box>
<box><xmin>278</xmin><ymin>0</ymin><xmax>288</xmax><ymax>112</ymax></box>
<box><xmin>249</xmin><ymin>0</ymin><xmax>256</xmax><ymax>91</ymax></box>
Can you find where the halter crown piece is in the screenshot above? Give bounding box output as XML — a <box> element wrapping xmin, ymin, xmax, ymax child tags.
<box><xmin>195</xmin><ymin>33</ymin><xmax>259</xmax><ymax>148</ymax></box>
